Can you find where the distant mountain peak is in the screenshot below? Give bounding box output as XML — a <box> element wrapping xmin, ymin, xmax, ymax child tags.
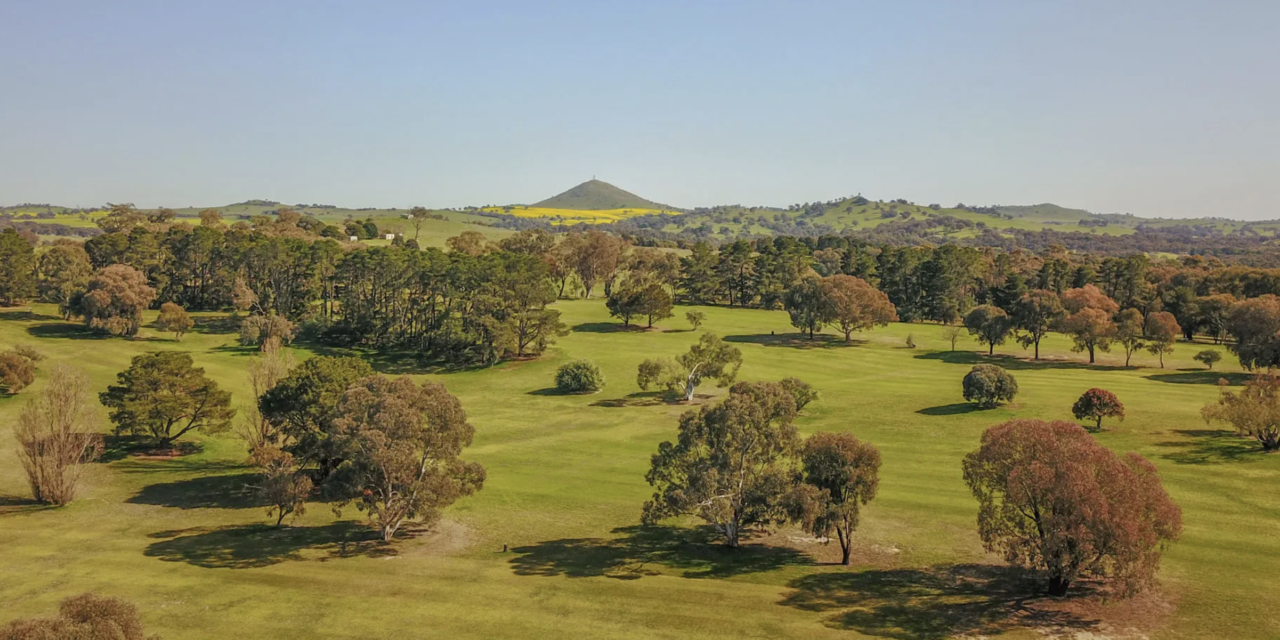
<box><xmin>532</xmin><ymin>179</ymin><xmax>672</xmax><ymax>210</ymax></box>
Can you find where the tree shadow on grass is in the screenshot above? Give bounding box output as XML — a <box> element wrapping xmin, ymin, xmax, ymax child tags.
<box><xmin>1153</xmin><ymin>429</ymin><xmax>1262</xmax><ymax>464</ymax></box>
<box><xmin>0</xmin><ymin>310</ymin><xmax>61</xmax><ymax>322</ymax></box>
<box><xmin>97</xmin><ymin>435</ymin><xmax>202</xmax><ymax>463</ymax></box>
<box><xmin>916</xmin><ymin>403</ymin><xmax>981</xmax><ymax>416</ymax></box>
<box><xmin>144</xmin><ymin>522</ymin><xmax>393</xmax><ymax>569</ymax></box>
<box><xmin>590</xmin><ymin>391</ymin><xmax>668</xmax><ymax>408</ymax></box>
<box><xmin>914</xmin><ymin>350</ymin><xmax>1129</xmax><ymax>372</ymax></box>
<box><xmin>1144</xmin><ymin>371</ymin><xmax>1250</xmax><ymax>386</ymax></box>
<box><xmin>509</xmin><ymin>525</ymin><xmax>811</xmax><ymax>581</ymax></box>
<box><xmin>571</xmin><ymin>322</ymin><xmax>648</xmax><ymax>334</ymax></box>
<box><xmin>25</xmin><ymin>323</ymin><xmax>166</xmax><ymax>342</ymax></box>
<box><xmin>724</xmin><ymin>333</ymin><xmax>864</xmax><ymax>349</ymax></box>
<box><xmin>780</xmin><ymin>564</ymin><xmax>1100</xmax><ymax>640</ymax></box>
<box><xmin>303</xmin><ymin>343</ymin><xmax>488</xmax><ymax>376</ymax></box>
<box><xmin>0</xmin><ymin>495</ymin><xmax>52</xmax><ymax>517</ymax></box>
<box><xmin>127</xmin><ymin>472</ymin><xmax>267</xmax><ymax>510</ymax></box>
<box><xmin>189</xmin><ymin>315</ymin><xmax>239</xmax><ymax>335</ymax></box>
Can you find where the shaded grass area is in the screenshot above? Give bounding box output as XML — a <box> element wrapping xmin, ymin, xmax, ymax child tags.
<box><xmin>144</xmin><ymin>522</ymin><xmax>390</xmax><ymax>569</ymax></box>
<box><xmin>510</xmin><ymin>525</ymin><xmax>811</xmax><ymax>580</ymax></box>
<box><xmin>780</xmin><ymin>565</ymin><xmax>1099</xmax><ymax>640</ymax></box>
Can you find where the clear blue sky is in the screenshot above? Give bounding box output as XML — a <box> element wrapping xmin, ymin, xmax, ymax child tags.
<box><xmin>2</xmin><ymin>1</ymin><xmax>1277</xmax><ymax>218</ymax></box>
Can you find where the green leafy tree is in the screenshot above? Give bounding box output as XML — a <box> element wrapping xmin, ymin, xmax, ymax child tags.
<box><xmin>964</xmin><ymin>305</ymin><xmax>1012</xmax><ymax>355</ymax></box>
<box><xmin>963</xmin><ymin>419</ymin><xmax>1182</xmax><ymax>596</ymax></box>
<box><xmin>0</xmin><ymin>228</ymin><xmax>37</xmax><ymax>306</ymax></box>
<box><xmin>1114</xmin><ymin>308</ymin><xmax>1145</xmax><ymax>366</ymax></box>
<box><xmin>962</xmin><ymin>364</ymin><xmax>1018</xmax><ymax>408</ymax></box>
<box><xmin>259</xmin><ymin>356</ymin><xmax>373</xmax><ymax>474</ymax></box>
<box><xmin>685</xmin><ymin>310</ymin><xmax>706</xmax><ymax>331</ymax></box>
<box><xmin>1072</xmin><ymin>388</ymin><xmax>1125</xmax><ymax>431</ymax></box>
<box><xmin>155</xmin><ymin>302</ymin><xmax>194</xmax><ymax>340</ymax></box>
<box><xmin>643</xmin><ymin>381</ymin><xmax>800</xmax><ymax>547</ymax></box>
<box><xmin>329</xmin><ymin>375</ymin><xmax>486</xmax><ymax>541</ymax></box>
<box><xmin>1011</xmin><ymin>290</ymin><xmax>1063</xmax><ymax>359</ymax></box>
<box><xmin>1194</xmin><ymin>349</ymin><xmax>1222</xmax><ymax>370</ymax></box>
<box><xmin>784</xmin><ymin>276</ymin><xmax>834</xmax><ymax>339</ymax></box>
<box><xmin>789</xmin><ymin>432</ymin><xmax>880</xmax><ymax>565</ymax></box>
<box><xmin>1144</xmin><ymin>311</ymin><xmax>1180</xmax><ymax>369</ymax></box>
<box><xmin>101</xmin><ymin>351</ymin><xmax>235</xmax><ymax>447</ymax></box>
<box><xmin>36</xmin><ymin>242</ymin><xmax>92</xmax><ymax>314</ymax></box>
<box><xmin>637</xmin><ymin>333</ymin><xmax>743</xmax><ymax>401</ymax></box>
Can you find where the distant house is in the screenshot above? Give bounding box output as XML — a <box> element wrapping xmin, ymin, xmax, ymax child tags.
<box><xmin>384</xmin><ymin>233</ymin><xmax>396</xmax><ymax>240</ymax></box>
<box><xmin>348</xmin><ymin>235</ymin><xmax>359</xmax><ymax>242</ymax></box>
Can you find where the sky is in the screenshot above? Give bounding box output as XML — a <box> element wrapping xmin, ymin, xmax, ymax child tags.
<box><xmin>1</xmin><ymin>1</ymin><xmax>1278</xmax><ymax>218</ymax></box>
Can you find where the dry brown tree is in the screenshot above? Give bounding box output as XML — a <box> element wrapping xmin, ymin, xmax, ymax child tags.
<box><xmin>14</xmin><ymin>363</ymin><xmax>102</xmax><ymax>506</ymax></box>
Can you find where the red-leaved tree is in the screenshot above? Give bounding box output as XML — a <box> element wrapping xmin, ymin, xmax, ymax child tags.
<box><xmin>962</xmin><ymin>419</ymin><xmax>1182</xmax><ymax>596</ymax></box>
<box><xmin>1072</xmin><ymin>388</ymin><xmax>1125</xmax><ymax>431</ymax></box>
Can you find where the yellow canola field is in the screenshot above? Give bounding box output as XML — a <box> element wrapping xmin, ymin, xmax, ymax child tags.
<box><xmin>482</xmin><ymin>206</ymin><xmax>675</xmax><ymax>224</ymax></box>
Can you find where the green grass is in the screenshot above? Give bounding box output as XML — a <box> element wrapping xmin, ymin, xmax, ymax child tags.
<box><xmin>0</xmin><ymin>303</ymin><xmax>1277</xmax><ymax>639</ymax></box>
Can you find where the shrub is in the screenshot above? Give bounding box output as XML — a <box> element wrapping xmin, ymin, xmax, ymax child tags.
<box><xmin>9</xmin><ymin>344</ymin><xmax>44</xmax><ymax>362</ymax></box>
<box><xmin>1194</xmin><ymin>349</ymin><xmax>1222</xmax><ymax>370</ymax></box>
<box><xmin>555</xmin><ymin>359</ymin><xmax>605</xmax><ymax>394</ymax></box>
<box><xmin>0</xmin><ymin>352</ymin><xmax>35</xmax><ymax>394</ymax></box>
<box><xmin>0</xmin><ymin>592</ymin><xmax>156</xmax><ymax>640</ymax></box>
<box><xmin>1072</xmin><ymin>388</ymin><xmax>1125</xmax><ymax>431</ymax></box>
<box><xmin>686</xmin><ymin>310</ymin><xmax>706</xmax><ymax>331</ymax></box>
<box><xmin>155</xmin><ymin>302</ymin><xmax>193</xmax><ymax>340</ymax></box>
<box><xmin>962</xmin><ymin>364</ymin><xmax>1018</xmax><ymax>408</ymax></box>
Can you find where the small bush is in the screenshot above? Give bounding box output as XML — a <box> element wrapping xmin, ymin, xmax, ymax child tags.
<box><xmin>556</xmin><ymin>360</ymin><xmax>605</xmax><ymax>394</ymax></box>
<box><xmin>9</xmin><ymin>344</ymin><xmax>45</xmax><ymax>362</ymax></box>
<box><xmin>962</xmin><ymin>364</ymin><xmax>1018</xmax><ymax>408</ymax></box>
<box><xmin>0</xmin><ymin>352</ymin><xmax>35</xmax><ymax>394</ymax></box>
<box><xmin>1194</xmin><ymin>350</ymin><xmax>1222</xmax><ymax>370</ymax></box>
<box><xmin>0</xmin><ymin>592</ymin><xmax>156</xmax><ymax>640</ymax></box>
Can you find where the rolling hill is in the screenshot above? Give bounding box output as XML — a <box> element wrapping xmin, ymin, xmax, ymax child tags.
<box><xmin>531</xmin><ymin>179</ymin><xmax>674</xmax><ymax>211</ymax></box>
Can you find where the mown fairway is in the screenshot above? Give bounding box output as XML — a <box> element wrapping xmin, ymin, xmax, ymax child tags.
<box><xmin>0</xmin><ymin>301</ymin><xmax>1276</xmax><ymax>639</ymax></box>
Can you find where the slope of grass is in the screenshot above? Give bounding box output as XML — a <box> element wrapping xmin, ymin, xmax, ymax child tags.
<box><xmin>0</xmin><ymin>304</ymin><xmax>1276</xmax><ymax>639</ymax></box>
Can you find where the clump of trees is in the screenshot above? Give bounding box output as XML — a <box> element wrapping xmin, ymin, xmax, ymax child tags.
<box><xmin>782</xmin><ymin>274</ymin><xmax>897</xmax><ymax>341</ymax></box>
<box><xmin>1202</xmin><ymin>371</ymin><xmax>1280</xmax><ymax>451</ymax></box>
<box><xmin>555</xmin><ymin>359</ymin><xmax>605</xmax><ymax>394</ymax></box>
<box><xmin>963</xmin><ymin>419</ymin><xmax>1182</xmax><ymax>596</ymax></box>
<box><xmin>1072</xmin><ymin>388</ymin><xmax>1124</xmax><ymax>431</ymax></box>
<box><xmin>14</xmin><ymin>364</ymin><xmax>102</xmax><ymax>506</ymax></box>
<box><xmin>0</xmin><ymin>592</ymin><xmax>158</xmax><ymax>640</ymax></box>
<box><xmin>637</xmin><ymin>333</ymin><xmax>743</xmax><ymax>401</ymax></box>
<box><xmin>100</xmin><ymin>352</ymin><xmax>235</xmax><ymax>448</ymax></box>
<box><xmin>962</xmin><ymin>364</ymin><xmax>1018</xmax><ymax>408</ymax></box>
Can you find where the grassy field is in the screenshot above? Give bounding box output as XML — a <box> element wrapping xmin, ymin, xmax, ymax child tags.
<box><xmin>0</xmin><ymin>302</ymin><xmax>1277</xmax><ymax>639</ymax></box>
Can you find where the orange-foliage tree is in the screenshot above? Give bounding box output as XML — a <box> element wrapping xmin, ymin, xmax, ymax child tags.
<box><xmin>962</xmin><ymin>419</ymin><xmax>1182</xmax><ymax>596</ymax></box>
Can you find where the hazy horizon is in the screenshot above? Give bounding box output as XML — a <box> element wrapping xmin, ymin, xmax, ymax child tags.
<box><xmin>3</xmin><ymin>1</ymin><xmax>1278</xmax><ymax>218</ymax></box>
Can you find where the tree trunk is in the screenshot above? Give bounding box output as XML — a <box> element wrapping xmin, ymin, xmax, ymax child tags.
<box><xmin>684</xmin><ymin>382</ymin><xmax>696</xmax><ymax>402</ymax></box>
<box><xmin>837</xmin><ymin>528</ymin><xmax>851</xmax><ymax>565</ymax></box>
<box><xmin>988</xmin><ymin>343</ymin><xmax>994</xmax><ymax>355</ymax></box>
<box><xmin>1047</xmin><ymin>576</ymin><xmax>1070</xmax><ymax>597</ymax></box>
<box><xmin>1088</xmin><ymin>345</ymin><xmax>1096</xmax><ymax>363</ymax></box>
<box><xmin>1034</xmin><ymin>340</ymin><xmax>1039</xmax><ymax>360</ymax></box>
<box><xmin>1096</xmin><ymin>416</ymin><xmax>1103</xmax><ymax>430</ymax></box>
